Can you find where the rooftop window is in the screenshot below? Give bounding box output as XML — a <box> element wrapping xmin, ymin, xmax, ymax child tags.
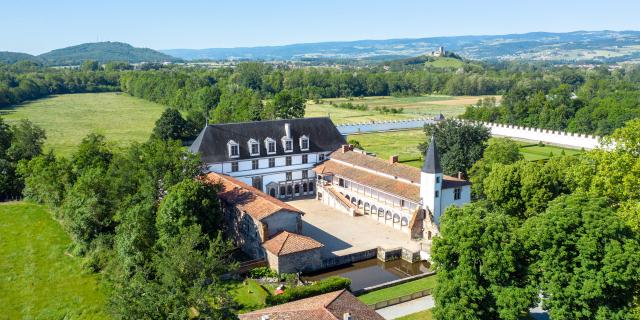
<box><xmin>227</xmin><ymin>140</ymin><xmax>239</xmax><ymax>158</ymax></box>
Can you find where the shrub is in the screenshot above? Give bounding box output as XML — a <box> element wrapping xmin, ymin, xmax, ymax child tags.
<box><xmin>265</xmin><ymin>276</ymin><xmax>351</xmax><ymax>306</ymax></box>
<box><xmin>248</xmin><ymin>266</ymin><xmax>278</xmax><ymax>279</ymax></box>
<box><xmin>334</xmin><ymin>102</ymin><xmax>368</xmax><ymax>111</ymax></box>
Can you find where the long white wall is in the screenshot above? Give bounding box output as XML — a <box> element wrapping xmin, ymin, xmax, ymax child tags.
<box><xmin>336</xmin><ymin>118</ymin><xmax>603</xmax><ymax>150</ymax></box>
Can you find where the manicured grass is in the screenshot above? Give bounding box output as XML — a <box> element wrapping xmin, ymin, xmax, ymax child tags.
<box><xmin>350</xmin><ymin>130</ymin><xmax>584</xmax><ymax>168</ymax></box>
<box><xmin>396</xmin><ymin>309</ymin><xmax>433</xmax><ymax>320</ymax></box>
<box><xmin>305</xmin><ymin>95</ymin><xmax>499</xmax><ymax>124</ymax></box>
<box><xmin>348</xmin><ymin>130</ymin><xmax>426</xmax><ymax>168</ymax></box>
<box><xmin>0</xmin><ymin>92</ymin><xmax>166</xmax><ymax>157</ymax></box>
<box><xmin>227</xmin><ymin>279</ymin><xmax>274</xmax><ymax>313</ymax></box>
<box><xmin>357</xmin><ymin>275</ymin><xmax>438</xmax><ymax>305</ymax></box>
<box><xmin>0</xmin><ymin>202</ymin><xmax>110</xmax><ymax>319</ymax></box>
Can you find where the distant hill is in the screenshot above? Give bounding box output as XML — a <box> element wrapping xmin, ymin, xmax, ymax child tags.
<box><xmin>38</xmin><ymin>42</ymin><xmax>181</xmax><ymax>65</ymax></box>
<box><xmin>162</xmin><ymin>30</ymin><xmax>640</xmax><ymax>63</ymax></box>
<box><xmin>0</xmin><ymin>51</ymin><xmax>42</xmax><ymax>64</ymax></box>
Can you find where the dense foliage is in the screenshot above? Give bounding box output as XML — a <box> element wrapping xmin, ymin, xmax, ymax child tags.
<box><xmin>0</xmin><ymin>117</ymin><xmax>46</xmax><ymax>199</ymax></box>
<box><xmin>433</xmin><ymin>119</ymin><xmax>640</xmax><ymax>319</ymax></box>
<box><xmin>18</xmin><ymin>131</ymin><xmax>238</xmax><ymax>319</ymax></box>
<box><xmin>462</xmin><ymin>66</ymin><xmax>640</xmax><ymax>135</ymax></box>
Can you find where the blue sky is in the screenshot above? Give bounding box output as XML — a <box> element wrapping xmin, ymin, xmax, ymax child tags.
<box><xmin>3</xmin><ymin>0</ymin><xmax>640</xmax><ymax>54</ymax></box>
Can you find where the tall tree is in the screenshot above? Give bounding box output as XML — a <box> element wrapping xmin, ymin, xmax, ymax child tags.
<box><xmin>432</xmin><ymin>204</ymin><xmax>536</xmax><ymax>320</ymax></box>
<box><xmin>522</xmin><ymin>194</ymin><xmax>640</xmax><ymax>320</ymax></box>
<box><xmin>419</xmin><ymin>119</ymin><xmax>490</xmax><ymax>176</ymax></box>
<box><xmin>469</xmin><ymin>138</ymin><xmax>523</xmax><ymax>199</ymax></box>
<box><xmin>263</xmin><ymin>89</ymin><xmax>306</xmax><ymax>119</ymax></box>
<box><xmin>7</xmin><ymin>119</ymin><xmax>46</xmax><ymax>161</ymax></box>
<box><xmin>153</xmin><ymin>108</ymin><xmax>189</xmax><ymax>141</ymax></box>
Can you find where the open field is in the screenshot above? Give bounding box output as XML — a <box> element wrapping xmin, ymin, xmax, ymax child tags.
<box><xmin>0</xmin><ymin>202</ymin><xmax>110</xmax><ymax>319</ymax></box>
<box><xmin>425</xmin><ymin>57</ymin><xmax>464</xmax><ymax>69</ymax></box>
<box><xmin>306</xmin><ymin>95</ymin><xmax>499</xmax><ymax>124</ymax></box>
<box><xmin>0</xmin><ymin>93</ymin><xmax>166</xmax><ymax>157</ymax></box>
<box><xmin>349</xmin><ymin>130</ymin><xmax>584</xmax><ymax>168</ymax></box>
<box><xmin>358</xmin><ymin>275</ymin><xmax>438</xmax><ymax>305</ymax></box>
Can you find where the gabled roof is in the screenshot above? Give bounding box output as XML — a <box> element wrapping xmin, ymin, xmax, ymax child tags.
<box><xmin>422</xmin><ymin>135</ymin><xmax>442</xmax><ymax>174</ymax></box>
<box><xmin>238</xmin><ymin>289</ymin><xmax>384</xmax><ymax>320</ymax></box>
<box><xmin>190</xmin><ymin>117</ymin><xmax>346</xmax><ymax>163</ymax></box>
<box><xmin>317</xmin><ymin>149</ymin><xmax>469</xmax><ymax>201</ymax></box>
<box><xmin>205</xmin><ymin>172</ymin><xmax>303</xmax><ymax>221</ymax></box>
<box><xmin>262</xmin><ymin>231</ymin><xmax>324</xmax><ymax>256</ymax></box>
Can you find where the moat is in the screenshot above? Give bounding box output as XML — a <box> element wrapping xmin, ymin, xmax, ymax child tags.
<box><xmin>302</xmin><ymin>258</ymin><xmax>431</xmax><ymax>291</ymax></box>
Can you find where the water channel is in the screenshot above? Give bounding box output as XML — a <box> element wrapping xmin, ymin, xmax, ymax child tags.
<box><xmin>303</xmin><ymin>258</ymin><xmax>431</xmax><ymax>291</ymax></box>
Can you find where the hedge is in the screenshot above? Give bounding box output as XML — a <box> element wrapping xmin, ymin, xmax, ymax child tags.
<box><xmin>265</xmin><ymin>276</ymin><xmax>351</xmax><ymax>306</ymax></box>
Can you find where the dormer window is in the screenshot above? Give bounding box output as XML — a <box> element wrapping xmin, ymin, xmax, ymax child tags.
<box><xmin>300</xmin><ymin>135</ymin><xmax>309</xmax><ymax>151</ymax></box>
<box><xmin>264</xmin><ymin>138</ymin><xmax>276</xmax><ymax>155</ymax></box>
<box><xmin>248</xmin><ymin>139</ymin><xmax>260</xmax><ymax>156</ymax></box>
<box><xmin>282</xmin><ymin>138</ymin><xmax>293</xmax><ymax>153</ymax></box>
<box><xmin>227</xmin><ymin>140</ymin><xmax>239</xmax><ymax>158</ymax></box>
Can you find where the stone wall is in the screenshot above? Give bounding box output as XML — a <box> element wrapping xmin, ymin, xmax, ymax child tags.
<box><xmin>336</xmin><ymin>118</ymin><xmax>436</xmax><ymax>135</ymax></box>
<box><xmin>266</xmin><ymin>249</ymin><xmax>323</xmax><ymax>274</ymax></box>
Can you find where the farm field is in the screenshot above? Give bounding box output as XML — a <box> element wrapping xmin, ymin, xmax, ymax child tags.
<box><xmin>0</xmin><ymin>92</ymin><xmax>166</xmax><ymax>157</ymax></box>
<box><xmin>305</xmin><ymin>95</ymin><xmax>499</xmax><ymax>124</ymax></box>
<box><xmin>0</xmin><ymin>202</ymin><xmax>110</xmax><ymax>319</ymax></box>
<box><xmin>349</xmin><ymin>130</ymin><xmax>583</xmax><ymax>168</ymax></box>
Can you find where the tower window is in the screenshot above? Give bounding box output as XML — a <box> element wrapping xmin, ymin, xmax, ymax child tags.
<box><xmin>435</xmin><ymin>190</ymin><xmax>439</xmax><ymax>198</ymax></box>
<box><xmin>436</xmin><ymin>176</ymin><xmax>440</xmax><ymax>183</ymax></box>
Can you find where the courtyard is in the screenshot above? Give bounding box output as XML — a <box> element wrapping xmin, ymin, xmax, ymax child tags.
<box><xmin>287</xmin><ymin>198</ymin><xmax>422</xmax><ymax>257</ymax></box>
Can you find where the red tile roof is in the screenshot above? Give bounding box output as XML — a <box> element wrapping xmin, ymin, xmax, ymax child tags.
<box><xmin>238</xmin><ymin>289</ymin><xmax>384</xmax><ymax>320</ymax></box>
<box><xmin>262</xmin><ymin>231</ymin><xmax>324</xmax><ymax>256</ymax></box>
<box><xmin>205</xmin><ymin>172</ymin><xmax>303</xmax><ymax>221</ymax></box>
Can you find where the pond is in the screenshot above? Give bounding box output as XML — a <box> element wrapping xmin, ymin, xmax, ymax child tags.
<box><xmin>302</xmin><ymin>258</ymin><xmax>431</xmax><ymax>291</ymax></box>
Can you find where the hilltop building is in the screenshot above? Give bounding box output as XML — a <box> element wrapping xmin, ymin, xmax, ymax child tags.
<box><xmin>431</xmin><ymin>46</ymin><xmax>446</xmax><ymax>57</ymax></box>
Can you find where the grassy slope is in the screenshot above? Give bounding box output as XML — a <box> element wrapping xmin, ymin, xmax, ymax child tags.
<box><xmin>396</xmin><ymin>309</ymin><xmax>433</xmax><ymax>320</ymax></box>
<box><xmin>425</xmin><ymin>57</ymin><xmax>464</xmax><ymax>69</ymax></box>
<box><xmin>305</xmin><ymin>95</ymin><xmax>496</xmax><ymax>124</ymax></box>
<box><xmin>1</xmin><ymin>92</ymin><xmax>166</xmax><ymax>157</ymax></box>
<box><xmin>358</xmin><ymin>275</ymin><xmax>438</xmax><ymax>305</ymax></box>
<box><xmin>0</xmin><ymin>202</ymin><xmax>109</xmax><ymax>319</ymax></box>
<box><xmin>351</xmin><ymin>130</ymin><xmax>583</xmax><ymax>169</ymax></box>
<box><xmin>227</xmin><ymin>279</ymin><xmax>272</xmax><ymax>314</ymax></box>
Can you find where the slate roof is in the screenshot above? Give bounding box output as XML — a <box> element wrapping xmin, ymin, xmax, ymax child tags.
<box><xmin>190</xmin><ymin>117</ymin><xmax>346</xmax><ymax>163</ymax></box>
<box><xmin>205</xmin><ymin>172</ymin><xmax>303</xmax><ymax>221</ymax></box>
<box><xmin>422</xmin><ymin>135</ymin><xmax>442</xmax><ymax>174</ymax></box>
<box><xmin>238</xmin><ymin>289</ymin><xmax>384</xmax><ymax>320</ymax></box>
<box><xmin>316</xmin><ymin>149</ymin><xmax>470</xmax><ymax>202</ymax></box>
<box><xmin>262</xmin><ymin>231</ymin><xmax>324</xmax><ymax>256</ymax></box>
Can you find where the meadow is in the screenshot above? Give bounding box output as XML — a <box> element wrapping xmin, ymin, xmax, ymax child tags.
<box><xmin>0</xmin><ymin>92</ymin><xmax>166</xmax><ymax>157</ymax></box>
<box><xmin>0</xmin><ymin>202</ymin><xmax>110</xmax><ymax>319</ymax></box>
<box><xmin>349</xmin><ymin>130</ymin><xmax>584</xmax><ymax>168</ymax></box>
<box><xmin>305</xmin><ymin>95</ymin><xmax>498</xmax><ymax>124</ymax></box>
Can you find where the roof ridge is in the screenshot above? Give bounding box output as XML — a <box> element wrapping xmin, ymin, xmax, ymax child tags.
<box><xmin>206</xmin><ymin>117</ymin><xmax>332</xmax><ymax>127</ymax></box>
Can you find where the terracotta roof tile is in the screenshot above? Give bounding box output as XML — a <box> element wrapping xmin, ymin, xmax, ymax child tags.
<box><xmin>239</xmin><ymin>289</ymin><xmax>384</xmax><ymax>320</ymax></box>
<box><xmin>262</xmin><ymin>231</ymin><xmax>323</xmax><ymax>256</ymax></box>
<box><xmin>205</xmin><ymin>173</ymin><xmax>303</xmax><ymax>221</ymax></box>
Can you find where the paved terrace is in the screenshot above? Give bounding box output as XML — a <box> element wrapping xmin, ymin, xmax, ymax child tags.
<box><xmin>287</xmin><ymin>198</ymin><xmax>421</xmax><ymax>257</ymax></box>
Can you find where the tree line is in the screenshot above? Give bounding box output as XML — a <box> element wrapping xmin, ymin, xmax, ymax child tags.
<box><xmin>462</xmin><ymin>65</ymin><xmax>640</xmax><ymax>135</ymax></box>
<box><xmin>422</xmin><ymin>119</ymin><xmax>640</xmax><ymax>320</ymax></box>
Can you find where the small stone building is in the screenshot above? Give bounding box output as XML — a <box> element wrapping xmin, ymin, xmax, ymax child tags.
<box><xmin>262</xmin><ymin>231</ymin><xmax>323</xmax><ymax>274</ymax></box>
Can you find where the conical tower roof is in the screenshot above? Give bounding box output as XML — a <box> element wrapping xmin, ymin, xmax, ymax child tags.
<box><xmin>422</xmin><ymin>135</ymin><xmax>442</xmax><ymax>173</ymax></box>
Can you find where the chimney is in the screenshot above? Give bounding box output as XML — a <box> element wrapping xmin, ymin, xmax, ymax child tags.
<box><xmin>284</xmin><ymin>123</ymin><xmax>291</xmax><ymax>138</ymax></box>
<box><xmin>260</xmin><ymin>315</ymin><xmax>270</xmax><ymax>320</ymax></box>
<box><xmin>343</xmin><ymin>313</ymin><xmax>352</xmax><ymax>320</ymax></box>
<box><xmin>341</xmin><ymin>144</ymin><xmax>351</xmax><ymax>153</ymax></box>
<box><xmin>457</xmin><ymin>171</ymin><xmax>464</xmax><ymax>179</ymax></box>
<box><xmin>389</xmin><ymin>155</ymin><xmax>399</xmax><ymax>164</ymax></box>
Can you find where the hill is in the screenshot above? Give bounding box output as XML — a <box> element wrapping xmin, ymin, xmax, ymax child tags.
<box><xmin>162</xmin><ymin>30</ymin><xmax>640</xmax><ymax>63</ymax></box>
<box><xmin>38</xmin><ymin>41</ymin><xmax>181</xmax><ymax>65</ymax></box>
<box><xmin>0</xmin><ymin>51</ymin><xmax>42</xmax><ymax>64</ymax></box>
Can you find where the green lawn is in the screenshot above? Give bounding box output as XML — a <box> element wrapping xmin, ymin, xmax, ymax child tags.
<box><xmin>306</xmin><ymin>95</ymin><xmax>497</xmax><ymax>124</ymax></box>
<box><xmin>0</xmin><ymin>202</ymin><xmax>110</xmax><ymax>319</ymax></box>
<box><xmin>351</xmin><ymin>130</ymin><xmax>584</xmax><ymax>168</ymax></box>
<box><xmin>227</xmin><ymin>279</ymin><xmax>275</xmax><ymax>313</ymax></box>
<box><xmin>0</xmin><ymin>92</ymin><xmax>166</xmax><ymax>157</ymax></box>
<box><xmin>396</xmin><ymin>309</ymin><xmax>433</xmax><ymax>320</ymax></box>
<box><xmin>358</xmin><ymin>275</ymin><xmax>438</xmax><ymax>306</ymax></box>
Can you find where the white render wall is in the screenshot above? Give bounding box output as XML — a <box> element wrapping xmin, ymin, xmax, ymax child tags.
<box><xmin>337</xmin><ymin>118</ymin><xmax>603</xmax><ymax>150</ymax></box>
<box><xmin>439</xmin><ymin>186</ymin><xmax>471</xmax><ymax>224</ymax></box>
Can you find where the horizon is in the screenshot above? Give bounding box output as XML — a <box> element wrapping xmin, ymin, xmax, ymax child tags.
<box><xmin>3</xmin><ymin>0</ymin><xmax>640</xmax><ymax>55</ymax></box>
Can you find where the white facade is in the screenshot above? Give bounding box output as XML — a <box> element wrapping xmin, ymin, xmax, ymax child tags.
<box><xmin>207</xmin><ymin>152</ymin><xmax>329</xmax><ymax>199</ymax></box>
